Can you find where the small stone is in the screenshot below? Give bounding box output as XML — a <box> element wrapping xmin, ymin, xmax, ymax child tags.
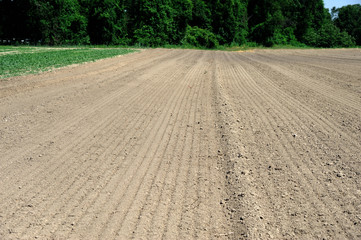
<box><xmin>238</xmin><ymin>193</ymin><xmax>245</xmax><ymax>198</ymax></box>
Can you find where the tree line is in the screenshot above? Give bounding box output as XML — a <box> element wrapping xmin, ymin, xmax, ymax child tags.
<box><xmin>0</xmin><ymin>0</ymin><xmax>360</xmax><ymax>48</ymax></box>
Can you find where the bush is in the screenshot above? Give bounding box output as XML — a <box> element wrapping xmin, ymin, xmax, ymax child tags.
<box><xmin>133</xmin><ymin>25</ymin><xmax>163</xmax><ymax>47</ymax></box>
<box><xmin>337</xmin><ymin>31</ymin><xmax>356</xmax><ymax>47</ymax></box>
<box><xmin>303</xmin><ymin>24</ymin><xmax>355</xmax><ymax>48</ymax></box>
<box><xmin>303</xmin><ymin>28</ymin><xmax>318</xmax><ymax>46</ymax></box>
<box><xmin>268</xmin><ymin>27</ymin><xmax>297</xmax><ymax>46</ymax></box>
<box><xmin>182</xmin><ymin>26</ymin><xmax>219</xmax><ymax>49</ymax></box>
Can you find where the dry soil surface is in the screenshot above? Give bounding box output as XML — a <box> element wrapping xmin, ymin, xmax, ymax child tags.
<box><xmin>0</xmin><ymin>49</ymin><xmax>360</xmax><ymax>239</ymax></box>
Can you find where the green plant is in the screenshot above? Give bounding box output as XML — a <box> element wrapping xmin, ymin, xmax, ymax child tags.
<box><xmin>182</xmin><ymin>25</ymin><xmax>219</xmax><ymax>49</ymax></box>
<box><xmin>0</xmin><ymin>47</ymin><xmax>136</xmax><ymax>79</ymax></box>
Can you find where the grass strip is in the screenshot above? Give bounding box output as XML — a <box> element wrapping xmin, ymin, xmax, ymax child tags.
<box><xmin>0</xmin><ymin>48</ymin><xmax>136</xmax><ymax>79</ymax></box>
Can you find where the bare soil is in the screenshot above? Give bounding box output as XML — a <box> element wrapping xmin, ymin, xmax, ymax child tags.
<box><xmin>0</xmin><ymin>48</ymin><xmax>360</xmax><ymax>239</ymax></box>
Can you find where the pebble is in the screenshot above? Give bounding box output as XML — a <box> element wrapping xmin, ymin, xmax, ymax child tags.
<box><xmin>238</xmin><ymin>193</ymin><xmax>245</xmax><ymax>198</ymax></box>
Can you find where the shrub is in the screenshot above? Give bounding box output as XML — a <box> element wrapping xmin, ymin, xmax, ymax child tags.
<box><xmin>182</xmin><ymin>26</ymin><xmax>219</xmax><ymax>49</ymax></box>
<box><xmin>303</xmin><ymin>24</ymin><xmax>355</xmax><ymax>48</ymax></box>
<box><xmin>133</xmin><ymin>25</ymin><xmax>163</xmax><ymax>47</ymax></box>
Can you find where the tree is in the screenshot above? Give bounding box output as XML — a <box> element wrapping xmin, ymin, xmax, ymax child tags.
<box><xmin>303</xmin><ymin>8</ymin><xmax>355</xmax><ymax>47</ymax></box>
<box><xmin>0</xmin><ymin>0</ymin><xmax>34</xmax><ymax>42</ymax></box>
<box><xmin>295</xmin><ymin>0</ymin><xmax>325</xmax><ymax>43</ymax></box>
<box><xmin>171</xmin><ymin>0</ymin><xmax>193</xmax><ymax>43</ymax></box>
<box><xmin>190</xmin><ymin>0</ymin><xmax>211</xmax><ymax>30</ymax></box>
<box><xmin>86</xmin><ymin>0</ymin><xmax>128</xmax><ymax>45</ymax></box>
<box><xmin>0</xmin><ymin>0</ymin><xmax>357</xmax><ymax>48</ymax></box>
<box><xmin>127</xmin><ymin>0</ymin><xmax>176</xmax><ymax>46</ymax></box>
<box><xmin>30</xmin><ymin>0</ymin><xmax>89</xmax><ymax>45</ymax></box>
<box><xmin>332</xmin><ymin>4</ymin><xmax>361</xmax><ymax>45</ymax></box>
<box><xmin>248</xmin><ymin>0</ymin><xmax>292</xmax><ymax>46</ymax></box>
<box><xmin>209</xmin><ymin>0</ymin><xmax>248</xmax><ymax>45</ymax></box>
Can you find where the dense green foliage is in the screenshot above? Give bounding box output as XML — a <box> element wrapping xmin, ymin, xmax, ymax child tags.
<box><xmin>332</xmin><ymin>4</ymin><xmax>361</xmax><ymax>46</ymax></box>
<box><xmin>182</xmin><ymin>25</ymin><xmax>219</xmax><ymax>48</ymax></box>
<box><xmin>0</xmin><ymin>0</ymin><xmax>360</xmax><ymax>48</ymax></box>
<box><xmin>0</xmin><ymin>46</ymin><xmax>135</xmax><ymax>78</ymax></box>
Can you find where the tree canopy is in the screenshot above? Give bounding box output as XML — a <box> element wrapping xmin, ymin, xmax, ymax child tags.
<box><xmin>332</xmin><ymin>4</ymin><xmax>361</xmax><ymax>46</ymax></box>
<box><xmin>0</xmin><ymin>0</ymin><xmax>359</xmax><ymax>48</ymax></box>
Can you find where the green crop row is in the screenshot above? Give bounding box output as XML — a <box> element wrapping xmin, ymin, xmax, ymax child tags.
<box><xmin>0</xmin><ymin>47</ymin><xmax>136</xmax><ymax>79</ymax></box>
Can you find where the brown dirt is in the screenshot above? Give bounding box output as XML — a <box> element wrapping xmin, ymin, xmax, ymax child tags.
<box><xmin>0</xmin><ymin>48</ymin><xmax>360</xmax><ymax>239</ymax></box>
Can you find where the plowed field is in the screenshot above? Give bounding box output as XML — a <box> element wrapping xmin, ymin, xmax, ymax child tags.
<box><xmin>0</xmin><ymin>49</ymin><xmax>360</xmax><ymax>239</ymax></box>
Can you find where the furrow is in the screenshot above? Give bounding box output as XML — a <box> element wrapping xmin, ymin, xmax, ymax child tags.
<box><xmin>19</xmin><ymin>51</ymin><xmax>191</xmax><ymax>238</ymax></box>
<box><xmin>224</xmin><ymin>52</ymin><xmax>360</xmax><ymax>238</ymax></box>
<box><xmin>0</xmin><ymin>49</ymin><xmax>187</xmax><ymax>172</ymax></box>
<box><xmin>62</xmin><ymin>52</ymin><xmax>197</xmax><ymax>239</ymax></box>
<box><xmin>1</xmin><ymin>50</ymin><xmax>191</xmax><ymax>238</ymax></box>
<box><xmin>239</xmin><ymin>53</ymin><xmax>360</xmax><ymax>150</ymax></box>
<box><xmin>100</xmin><ymin>52</ymin><xmax>207</xmax><ymax>240</ymax></box>
<box><xmin>249</xmin><ymin>53</ymin><xmax>361</xmax><ymax>112</ymax></box>
<box><xmin>19</xmin><ymin>62</ymin><xmax>181</xmax><ymax>239</ymax></box>
<box><xmin>0</xmin><ymin>50</ymin><xmax>182</xmax><ymax>203</ymax></box>
<box><xmin>232</xmin><ymin>60</ymin><xmax>359</xmax><ymax>235</ymax></box>
<box><xmin>215</xmin><ymin>52</ymin><xmax>288</xmax><ymax>238</ymax></box>
<box><xmin>129</xmin><ymin>57</ymin><xmax>206</xmax><ymax>239</ymax></box>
